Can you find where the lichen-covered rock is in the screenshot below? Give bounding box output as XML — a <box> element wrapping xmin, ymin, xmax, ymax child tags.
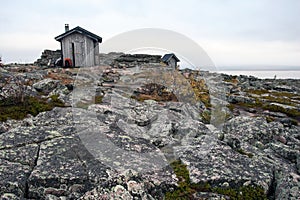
<box><xmin>33</xmin><ymin>78</ymin><xmax>60</xmax><ymax>94</ymax></box>
<box><xmin>0</xmin><ymin>61</ymin><xmax>299</xmax><ymax>199</ymax></box>
<box><xmin>0</xmin><ymin>159</ymin><xmax>31</xmax><ymax>197</ymax></box>
<box><xmin>275</xmin><ymin>170</ymin><xmax>300</xmax><ymax>200</ymax></box>
<box><xmin>174</xmin><ymin>137</ymin><xmax>274</xmax><ymax>192</ymax></box>
<box><xmin>27</xmin><ymin>136</ymin><xmax>108</xmax><ymax>199</ymax></box>
<box><xmin>0</xmin><ymin>193</ymin><xmax>21</xmax><ymax>200</ymax></box>
<box><xmin>80</xmin><ymin>167</ymin><xmax>175</xmax><ymax>200</ymax></box>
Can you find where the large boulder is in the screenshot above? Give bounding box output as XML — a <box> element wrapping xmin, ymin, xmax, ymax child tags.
<box><xmin>33</xmin><ymin>78</ymin><xmax>60</xmax><ymax>94</ymax></box>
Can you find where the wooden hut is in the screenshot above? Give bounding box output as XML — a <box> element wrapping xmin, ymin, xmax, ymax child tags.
<box><xmin>162</xmin><ymin>53</ymin><xmax>180</xmax><ymax>69</ymax></box>
<box><xmin>55</xmin><ymin>24</ymin><xmax>102</xmax><ymax>67</ymax></box>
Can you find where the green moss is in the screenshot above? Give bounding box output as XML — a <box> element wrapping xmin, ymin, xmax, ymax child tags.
<box><xmin>247</xmin><ymin>89</ymin><xmax>299</xmax><ymax>108</ymax></box>
<box><xmin>188</xmin><ymin>77</ymin><xmax>211</xmax><ymax>108</ymax></box>
<box><xmin>200</xmin><ymin>110</ymin><xmax>211</xmax><ymax>124</ymax></box>
<box><xmin>166</xmin><ymin>160</ymin><xmax>211</xmax><ymax>199</ymax></box>
<box><xmin>227</xmin><ymin>103</ymin><xmax>235</xmax><ymax>111</ymax></box>
<box><xmin>229</xmin><ymin>89</ymin><xmax>300</xmax><ymax>119</ymax></box>
<box><xmin>263</xmin><ymin>104</ymin><xmax>300</xmax><ymax>118</ymax></box>
<box><xmin>247</xmin><ymin>89</ymin><xmax>269</xmax><ymax>96</ymax></box>
<box><xmin>94</xmin><ymin>95</ymin><xmax>103</xmax><ymax>104</ymax></box>
<box><xmin>266</xmin><ymin>116</ymin><xmax>275</xmax><ymax>123</ymax></box>
<box><xmin>165</xmin><ymin>160</ymin><xmax>267</xmax><ymax>200</ymax></box>
<box><xmin>213</xmin><ymin>185</ymin><xmax>267</xmax><ymax>200</ymax></box>
<box><xmin>170</xmin><ymin>160</ymin><xmax>190</xmax><ymax>184</ymax></box>
<box><xmin>49</xmin><ymin>94</ymin><xmax>64</xmax><ymax>105</ymax></box>
<box><xmin>236</xmin><ymin>148</ymin><xmax>254</xmax><ymax>158</ymax></box>
<box><xmin>248</xmin><ymin>89</ymin><xmax>299</xmax><ymax>99</ymax></box>
<box><xmin>0</xmin><ymin>95</ymin><xmax>65</xmax><ymax>122</ymax></box>
<box><xmin>131</xmin><ymin>83</ymin><xmax>179</xmax><ymax>102</ymax></box>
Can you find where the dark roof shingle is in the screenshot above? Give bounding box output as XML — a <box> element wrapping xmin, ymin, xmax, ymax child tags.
<box><xmin>55</xmin><ymin>26</ymin><xmax>102</xmax><ymax>43</ymax></box>
<box><xmin>162</xmin><ymin>53</ymin><xmax>180</xmax><ymax>62</ymax></box>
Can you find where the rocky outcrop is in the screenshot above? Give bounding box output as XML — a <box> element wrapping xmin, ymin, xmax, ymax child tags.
<box><xmin>33</xmin><ymin>78</ymin><xmax>61</xmax><ymax>94</ymax></box>
<box><xmin>113</xmin><ymin>54</ymin><xmax>162</xmax><ymax>68</ymax></box>
<box><xmin>0</xmin><ymin>53</ymin><xmax>299</xmax><ymax>199</ymax></box>
<box><xmin>34</xmin><ymin>50</ymin><xmax>61</xmax><ymax>67</ymax></box>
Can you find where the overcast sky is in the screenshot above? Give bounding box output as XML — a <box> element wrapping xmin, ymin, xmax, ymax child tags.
<box><xmin>0</xmin><ymin>0</ymin><xmax>300</xmax><ymax>69</ymax></box>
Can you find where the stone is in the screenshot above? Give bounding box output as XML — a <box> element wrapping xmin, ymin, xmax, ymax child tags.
<box><xmin>275</xmin><ymin>170</ymin><xmax>300</xmax><ymax>200</ymax></box>
<box><xmin>174</xmin><ymin>137</ymin><xmax>274</xmax><ymax>192</ymax></box>
<box><xmin>227</xmin><ymin>94</ymin><xmax>255</xmax><ymax>104</ymax></box>
<box><xmin>0</xmin><ymin>54</ymin><xmax>300</xmax><ymax>199</ymax></box>
<box><xmin>34</xmin><ymin>49</ymin><xmax>62</xmax><ymax>67</ymax></box>
<box><xmin>33</xmin><ymin>78</ymin><xmax>60</xmax><ymax>94</ymax></box>
<box><xmin>297</xmin><ymin>155</ymin><xmax>300</xmax><ymax>174</ymax></box>
<box><xmin>274</xmin><ymin>85</ymin><xmax>294</xmax><ymax>92</ymax></box>
<box><xmin>0</xmin><ymin>159</ymin><xmax>31</xmax><ymax>197</ymax></box>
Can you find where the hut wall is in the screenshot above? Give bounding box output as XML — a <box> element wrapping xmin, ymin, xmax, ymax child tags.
<box><xmin>61</xmin><ymin>33</ymin><xmax>97</xmax><ymax>67</ymax></box>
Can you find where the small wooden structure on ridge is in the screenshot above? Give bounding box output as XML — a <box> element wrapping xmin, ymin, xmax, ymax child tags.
<box><xmin>162</xmin><ymin>53</ymin><xmax>180</xmax><ymax>69</ymax></box>
<box><xmin>55</xmin><ymin>24</ymin><xmax>102</xmax><ymax>67</ymax></box>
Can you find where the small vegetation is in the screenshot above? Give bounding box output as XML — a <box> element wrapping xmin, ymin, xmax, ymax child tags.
<box><xmin>229</xmin><ymin>89</ymin><xmax>300</xmax><ymax>120</ymax></box>
<box><xmin>0</xmin><ymin>95</ymin><xmax>65</xmax><ymax>122</ymax></box>
<box><xmin>236</xmin><ymin>148</ymin><xmax>254</xmax><ymax>158</ymax></box>
<box><xmin>200</xmin><ymin>110</ymin><xmax>211</xmax><ymax>124</ymax></box>
<box><xmin>263</xmin><ymin>104</ymin><xmax>300</xmax><ymax>118</ymax></box>
<box><xmin>223</xmin><ymin>75</ymin><xmax>239</xmax><ymax>84</ymax></box>
<box><xmin>166</xmin><ymin>160</ymin><xmax>268</xmax><ymax>200</ymax></box>
<box><xmin>188</xmin><ymin>75</ymin><xmax>211</xmax><ymax>108</ymax></box>
<box><xmin>75</xmin><ymin>95</ymin><xmax>103</xmax><ymax>109</ymax></box>
<box><xmin>165</xmin><ymin>160</ymin><xmax>211</xmax><ymax>199</ymax></box>
<box><xmin>94</xmin><ymin>95</ymin><xmax>103</xmax><ymax>104</ymax></box>
<box><xmin>213</xmin><ymin>185</ymin><xmax>267</xmax><ymax>200</ymax></box>
<box><xmin>131</xmin><ymin>83</ymin><xmax>178</xmax><ymax>102</ymax></box>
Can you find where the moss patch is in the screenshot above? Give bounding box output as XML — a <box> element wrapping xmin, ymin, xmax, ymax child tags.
<box><xmin>213</xmin><ymin>185</ymin><xmax>267</xmax><ymax>200</ymax></box>
<box><xmin>229</xmin><ymin>89</ymin><xmax>300</xmax><ymax>119</ymax></box>
<box><xmin>94</xmin><ymin>95</ymin><xmax>103</xmax><ymax>104</ymax></box>
<box><xmin>131</xmin><ymin>83</ymin><xmax>178</xmax><ymax>102</ymax></box>
<box><xmin>166</xmin><ymin>160</ymin><xmax>268</xmax><ymax>200</ymax></box>
<box><xmin>236</xmin><ymin>148</ymin><xmax>254</xmax><ymax>158</ymax></box>
<box><xmin>188</xmin><ymin>76</ymin><xmax>211</xmax><ymax>108</ymax></box>
<box><xmin>0</xmin><ymin>95</ymin><xmax>65</xmax><ymax>122</ymax></box>
<box><xmin>200</xmin><ymin>110</ymin><xmax>211</xmax><ymax>124</ymax></box>
<box><xmin>166</xmin><ymin>160</ymin><xmax>211</xmax><ymax>199</ymax></box>
<box><xmin>263</xmin><ymin>104</ymin><xmax>300</xmax><ymax>118</ymax></box>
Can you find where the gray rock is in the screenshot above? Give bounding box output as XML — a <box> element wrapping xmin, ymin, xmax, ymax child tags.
<box><xmin>34</xmin><ymin>49</ymin><xmax>62</xmax><ymax>67</ymax></box>
<box><xmin>269</xmin><ymin>102</ymin><xmax>298</xmax><ymax>112</ymax></box>
<box><xmin>33</xmin><ymin>78</ymin><xmax>60</xmax><ymax>94</ymax></box>
<box><xmin>174</xmin><ymin>137</ymin><xmax>273</xmax><ymax>192</ymax></box>
<box><xmin>0</xmin><ymin>63</ymin><xmax>299</xmax><ymax>199</ymax></box>
<box><xmin>0</xmin><ymin>193</ymin><xmax>20</xmax><ymax>200</ymax></box>
<box><xmin>227</xmin><ymin>94</ymin><xmax>255</xmax><ymax>104</ymax></box>
<box><xmin>297</xmin><ymin>155</ymin><xmax>300</xmax><ymax>174</ymax></box>
<box><xmin>27</xmin><ymin>136</ymin><xmax>107</xmax><ymax>199</ymax></box>
<box><xmin>274</xmin><ymin>85</ymin><xmax>294</xmax><ymax>92</ymax></box>
<box><xmin>275</xmin><ymin>170</ymin><xmax>300</xmax><ymax>200</ymax></box>
<box><xmin>0</xmin><ymin>159</ymin><xmax>31</xmax><ymax>197</ymax></box>
<box><xmin>223</xmin><ymin>116</ymin><xmax>285</xmax><ymax>145</ymax></box>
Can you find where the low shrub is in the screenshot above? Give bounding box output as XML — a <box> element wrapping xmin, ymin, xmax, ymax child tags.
<box><xmin>0</xmin><ymin>95</ymin><xmax>65</xmax><ymax>122</ymax></box>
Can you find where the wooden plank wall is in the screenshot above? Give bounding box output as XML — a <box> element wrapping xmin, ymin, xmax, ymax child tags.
<box><xmin>61</xmin><ymin>33</ymin><xmax>99</xmax><ymax>67</ymax></box>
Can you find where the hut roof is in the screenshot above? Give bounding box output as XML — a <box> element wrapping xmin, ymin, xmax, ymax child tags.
<box><xmin>161</xmin><ymin>53</ymin><xmax>180</xmax><ymax>62</ymax></box>
<box><xmin>55</xmin><ymin>26</ymin><xmax>102</xmax><ymax>43</ymax></box>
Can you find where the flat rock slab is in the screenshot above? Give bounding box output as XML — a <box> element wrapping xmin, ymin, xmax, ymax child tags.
<box><xmin>28</xmin><ymin>136</ymin><xmax>109</xmax><ymax>199</ymax></box>
<box><xmin>174</xmin><ymin>137</ymin><xmax>273</xmax><ymax>192</ymax></box>
<box><xmin>0</xmin><ymin>159</ymin><xmax>31</xmax><ymax>197</ymax></box>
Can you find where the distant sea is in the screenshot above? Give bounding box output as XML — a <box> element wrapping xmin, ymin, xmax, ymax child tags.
<box><xmin>218</xmin><ymin>70</ymin><xmax>300</xmax><ymax>79</ymax></box>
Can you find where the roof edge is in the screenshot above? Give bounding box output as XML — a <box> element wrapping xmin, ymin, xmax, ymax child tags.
<box><xmin>55</xmin><ymin>26</ymin><xmax>102</xmax><ymax>43</ymax></box>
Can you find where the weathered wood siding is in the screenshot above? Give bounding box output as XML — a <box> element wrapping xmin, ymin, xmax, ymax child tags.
<box><xmin>61</xmin><ymin>33</ymin><xmax>99</xmax><ymax>67</ymax></box>
<box><xmin>94</xmin><ymin>42</ymin><xmax>100</xmax><ymax>65</ymax></box>
<box><xmin>168</xmin><ymin>57</ymin><xmax>177</xmax><ymax>69</ymax></box>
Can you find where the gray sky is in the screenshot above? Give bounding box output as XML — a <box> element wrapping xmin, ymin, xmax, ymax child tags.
<box><xmin>0</xmin><ymin>0</ymin><xmax>300</xmax><ymax>69</ymax></box>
